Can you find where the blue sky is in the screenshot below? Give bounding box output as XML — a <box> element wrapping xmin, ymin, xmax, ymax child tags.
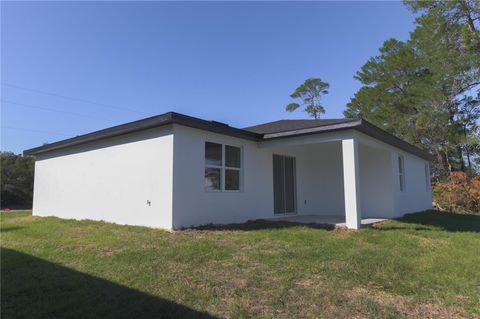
<box><xmin>1</xmin><ymin>1</ymin><xmax>416</xmax><ymax>154</ymax></box>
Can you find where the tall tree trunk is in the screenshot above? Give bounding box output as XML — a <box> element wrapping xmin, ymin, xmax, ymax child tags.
<box><xmin>457</xmin><ymin>146</ymin><xmax>466</xmax><ymax>171</ymax></box>
<box><xmin>438</xmin><ymin>150</ymin><xmax>451</xmax><ymax>178</ymax></box>
<box><xmin>466</xmin><ymin>147</ymin><xmax>472</xmax><ymax>170</ymax></box>
<box><xmin>460</xmin><ymin>0</ymin><xmax>478</xmax><ymax>35</ymax></box>
<box><xmin>463</xmin><ymin>124</ymin><xmax>472</xmax><ymax>171</ymax></box>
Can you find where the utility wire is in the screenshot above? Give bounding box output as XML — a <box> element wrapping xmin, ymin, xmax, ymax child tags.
<box><xmin>3</xmin><ymin>125</ymin><xmax>72</xmax><ymax>136</ymax></box>
<box><xmin>2</xmin><ymin>99</ymin><xmax>114</xmax><ymax>121</ymax></box>
<box><xmin>1</xmin><ymin>82</ymin><xmax>146</xmax><ymax>115</ymax></box>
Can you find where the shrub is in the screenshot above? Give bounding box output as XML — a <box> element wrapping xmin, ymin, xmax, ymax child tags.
<box><xmin>432</xmin><ymin>172</ymin><xmax>480</xmax><ymax>214</ymax></box>
<box><xmin>1</xmin><ymin>152</ymin><xmax>35</xmax><ymax>209</ymax></box>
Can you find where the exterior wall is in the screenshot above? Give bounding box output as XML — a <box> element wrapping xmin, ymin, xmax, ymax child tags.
<box><xmin>358</xmin><ymin>143</ymin><xmax>395</xmax><ymax>218</ymax></box>
<box><xmin>32</xmin><ymin>126</ymin><xmax>174</xmax><ymax>229</ymax></box>
<box><xmin>172</xmin><ymin>125</ymin><xmax>273</xmax><ymax>228</ymax></box>
<box><xmin>277</xmin><ymin>142</ymin><xmax>345</xmax><ymax>217</ymax></box>
<box><xmin>356</xmin><ymin>131</ymin><xmax>432</xmax><ymax>218</ymax></box>
<box><xmin>31</xmin><ymin>123</ymin><xmax>432</xmax><ymax>230</ymax></box>
<box><xmin>390</xmin><ymin>150</ymin><xmax>432</xmax><ymax>217</ymax></box>
<box><xmin>258</xmin><ymin>130</ymin><xmax>431</xmax><ymax>221</ymax></box>
<box><xmin>172</xmin><ymin>125</ymin><xmax>346</xmax><ymax>228</ymax></box>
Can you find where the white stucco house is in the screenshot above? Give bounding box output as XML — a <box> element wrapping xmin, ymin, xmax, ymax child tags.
<box><xmin>24</xmin><ymin>112</ymin><xmax>433</xmax><ymax>230</ymax></box>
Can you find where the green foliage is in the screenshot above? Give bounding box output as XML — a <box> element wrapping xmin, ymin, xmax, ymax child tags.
<box><xmin>345</xmin><ymin>0</ymin><xmax>480</xmax><ymax>180</ymax></box>
<box><xmin>286</xmin><ymin>78</ymin><xmax>330</xmax><ymax>119</ymax></box>
<box><xmin>405</xmin><ymin>0</ymin><xmax>480</xmax><ymax>45</ymax></box>
<box><xmin>1</xmin><ymin>152</ymin><xmax>35</xmax><ymax>208</ymax></box>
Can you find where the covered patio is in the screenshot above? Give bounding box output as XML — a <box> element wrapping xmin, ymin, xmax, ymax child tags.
<box><xmin>259</xmin><ymin>129</ymin><xmax>402</xmax><ymax>229</ymax></box>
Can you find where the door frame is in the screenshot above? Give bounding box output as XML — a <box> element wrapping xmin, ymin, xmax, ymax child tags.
<box><xmin>272</xmin><ymin>153</ymin><xmax>298</xmax><ymax>215</ymax></box>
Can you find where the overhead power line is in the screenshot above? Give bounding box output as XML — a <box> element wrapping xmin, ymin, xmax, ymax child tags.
<box><xmin>2</xmin><ymin>125</ymin><xmax>71</xmax><ymax>136</ymax></box>
<box><xmin>1</xmin><ymin>82</ymin><xmax>146</xmax><ymax>115</ymax></box>
<box><xmin>2</xmin><ymin>99</ymin><xmax>113</xmax><ymax>121</ymax></box>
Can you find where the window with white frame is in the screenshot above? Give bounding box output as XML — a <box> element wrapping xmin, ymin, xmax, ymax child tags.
<box><xmin>398</xmin><ymin>155</ymin><xmax>405</xmax><ymax>191</ymax></box>
<box><xmin>204</xmin><ymin>142</ymin><xmax>241</xmax><ymax>191</ymax></box>
<box><xmin>424</xmin><ymin>163</ymin><xmax>430</xmax><ymax>191</ymax></box>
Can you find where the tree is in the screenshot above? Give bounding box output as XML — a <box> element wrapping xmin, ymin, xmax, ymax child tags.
<box><xmin>344</xmin><ymin>1</ymin><xmax>480</xmax><ymax>180</ymax></box>
<box><xmin>1</xmin><ymin>152</ymin><xmax>35</xmax><ymax>208</ymax></box>
<box><xmin>457</xmin><ymin>93</ymin><xmax>480</xmax><ymax>172</ymax></box>
<box><xmin>405</xmin><ymin>0</ymin><xmax>480</xmax><ymax>45</ymax></box>
<box><xmin>286</xmin><ymin>78</ymin><xmax>330</xmax><ymax>119</ymax></box>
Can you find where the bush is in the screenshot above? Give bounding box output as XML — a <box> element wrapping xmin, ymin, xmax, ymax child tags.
<box><xmin>432</xmin><ymin>172</ymin><xmax>480</xmax><ymax>214</ymax></box>
<box><xmin>1</xmin><ymin>152</ymin><xmax>35</xmax><ymax>209</ymax></box>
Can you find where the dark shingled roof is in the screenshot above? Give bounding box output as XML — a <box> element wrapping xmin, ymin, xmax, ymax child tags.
<box><xmin>23</xmin><ymin>112</ymin><xmax>261</xmax><ymax>156</ymax></box>
<box><xmin>243</xmin><ymin>119</ymin><xmax>360</xmax><ymax>134</ymax></box>
<box><xmin>24</xmin><ymin>112</ymin><xmax>433</xmax><ymax>160</ymax></box>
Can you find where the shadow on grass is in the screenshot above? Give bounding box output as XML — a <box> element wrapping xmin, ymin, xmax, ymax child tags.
<box><xmin>379</xmin><ymin>210</ymin><xmax>480</xmax><ymax>232</ymax></box>
<box><xmin>1</xmin><ymin>248</ymin><xmax>218</xmax><ymax>319</ymax></box>
<box><xmin>182</xmin><ymin>219</ymin><xmax>335</xmax><ymax>231</ymax></box>
<box><xmin>0</xmin><ymin>226</ymin><xmax>23</xmax><ymax>233</ymax></box>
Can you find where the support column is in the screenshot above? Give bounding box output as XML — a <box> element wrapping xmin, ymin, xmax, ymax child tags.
<box><xmin>342</xmin><ymin>138</ymin><xmax>362</xmax><ymax>229</ymax></box>
<box><xmin>389</xmin><ymin>150</ymin><xmax>399</xmax><ymax>218</ymax></box>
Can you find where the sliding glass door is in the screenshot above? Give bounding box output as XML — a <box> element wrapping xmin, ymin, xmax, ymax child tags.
<box><xmin>273</xmin><ymin>154</ymin><xmax>297</xmax><ymax>214</ymax></box>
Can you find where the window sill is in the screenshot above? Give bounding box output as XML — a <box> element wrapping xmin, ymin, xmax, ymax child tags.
<box><xmin>204</xmin><ymin>189</ymin><xmax>243</xmax><ymax>193</ymax></box>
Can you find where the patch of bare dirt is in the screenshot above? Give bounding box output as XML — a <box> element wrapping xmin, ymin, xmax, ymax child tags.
<box><xmin>414</xmin><ymin>236</ymin><xmax>448</xmax><ymax>249</ymax></box>
<box><xmin>333</xmin><ymin>226</ymin><xmax>356</xmax><ymax>236</ymax></box>
<box><xmin>345</xmin><ymin>287</ymin><xmax>468</xmax><ymax>319</ymax></box>
<box><xmin>95</xmin><ymin>246</ymin><xmax>126</xmax><ymax>256</ymax></box>
<box><xmin>296</xmin><ymin>274</ymin><xmax>329</xmax><ymax>290</ymax></box>
<box><xmin>1</xmin><ymin>216</ymin><xmax>39</xmax><ymax>224</ymax></box>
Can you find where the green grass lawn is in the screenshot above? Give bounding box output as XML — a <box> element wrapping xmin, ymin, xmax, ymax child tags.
<box><xmin>1</xmin><ymin>211</ymin><xmax>479</xmax><ymax>318</ymax></box>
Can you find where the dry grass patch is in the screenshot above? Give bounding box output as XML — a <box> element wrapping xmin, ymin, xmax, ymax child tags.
<box><xmin>1</xmin><ymin>215</ymin><xmax>39</xmax><ymax>224</ymax></box>
<box><xmin>346</xmin><ymin>287</ymin><xmax>469</xmax><ymax>319</ymax></box>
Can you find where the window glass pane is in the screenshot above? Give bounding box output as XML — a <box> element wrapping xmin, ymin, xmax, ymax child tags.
<box><xmin>398</xmin><ymin>156</ymin><xmax>405</xmax><ymax>191</ymax></box>
<box><xmin>225</xmin><ymin>169</ymin><xmax>240</xmax><ymax>191</ymax></box>
<box><xmin>225</xmin><ymin>145</ymin><xmax>241</xmax><ymax>168</ymax></box>
<box><xmin>273</xmin><ymin>155</ymin><xmax>285</xmax><ymax>214</ymax></box>
<box><xmin>205</xmin><ymin>168</ymin><xmax>221</xmax><ymax>190</ymax></box>
<box><xmin>205</xmin><ymin>142</ymin><xmax>222</xmax><ymax>166</ymax></box>
<box><xmin>425</xmin><ymin>164</ymin><xmax>430</xmax><ymax>191</ymax></box>
<box><xmin>284</xmin><ymin>157</ymin><xmax>296</xmax><ymax>213</ymax></box>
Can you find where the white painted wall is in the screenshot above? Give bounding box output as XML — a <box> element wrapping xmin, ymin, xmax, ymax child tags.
<box><xmin>172</xmin><ymin>125</ymin><xmax>346</xmax><ymax>228</ymax></box>
<box><xmin>390</xmin><ymin>150</ymin><xmax>432</xmax><ymax>217</ymax></box>
<box><xmin>32</xmin><ymin>126</ymin><xmax>174</xmax><ymax>229</ymax></box>
<box><xmin>355</xmin><ymin>131</ymin><xmax>432</xmax><ymax>218</ymax></box>
<box><xmin>172</xmin><ymin>125</ymin><xmax>273</xmax><ymax>228</ymax></box>
<box><xmin>342</xmin><ymin>138</ymin><xmax>362</xmax><ymax>229</ymax></box>
<box><xmin>279</xmin><ymin>142</ymin><xmax>345</xmax><ymax>217</ymax></box>
<box><xmin>358</xmin><ymin>143</ymin><xmax>395</xmax><ymax>218</ymax></box>
<box><xmin>31</xmin><ymin>123</ymin><xmax>431</xmax><ymax>230</ymax></box>
<box><xmin>171</xmin><ymin>125</ymin><xmax>432</xmax><ymax>228</ymax></box>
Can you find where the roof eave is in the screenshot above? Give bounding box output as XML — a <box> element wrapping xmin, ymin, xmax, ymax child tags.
<box><xmin>356</xmin><ymin>119</ymin><xmax>434</xmax><ymax>161</ymax></box>
<box><xmin>23</xmin><ymin>112</ymin><xmax>262</xmax><ymax>156</ymax></box>
<box><xmin>169</xmin><ymin>113</ymin><xmax>261</xmax><ymax>142</ymax></box>
<box><xmin>261</xmin><ymin>119</ymin><xmax>433</xmax><ymax>161</ymax></box>
<box><xmin>23</xmin><ymin>113</ymin><xmax>433</xmax><ymax>161</ymax></box>
<box><xmin>261</xmin><ymin>119</ymin><xmax>362</xmax><ymax>139</ymax></box>
<box><xmin>23</xmin><ymin>113</ymin><xmax>175</xmax><ymax>156</ymax></box>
